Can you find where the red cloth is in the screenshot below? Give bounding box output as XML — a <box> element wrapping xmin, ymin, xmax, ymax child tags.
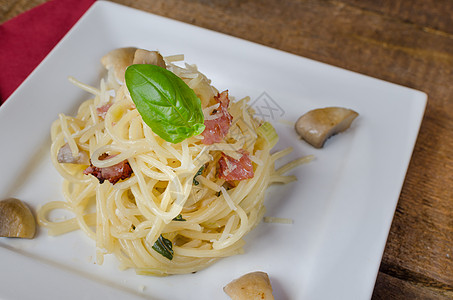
<box><xmin>0</xmin><ymin>0</ymin><xmax>95</xmax><ymax>103</ymax></box>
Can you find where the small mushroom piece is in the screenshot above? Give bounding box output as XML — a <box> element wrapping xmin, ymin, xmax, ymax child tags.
<box><xmin>57</xmin><ymin>143</ymin><xmax>90</xmax><ymax>165</ymax></box>
<box><xmin>101</xmin><ymin>48</ymin><xmax>167</xmax><ymax>84</ymax></box>
<box><xmin>132</xmin><ymin>49</ymin><xmax>166</xmax><ymax>69</ymax></box>
<box><xmin>0</xmin><ymin>198</ymin><xmax>36</xmax><ymax>238</ymax></box>
<box><xmin>223</xmin><ymin>271</ymin><xmax>274</xmax><ymax>300</ymax></box>
<box><xmin>101</xmin><ymin>47</ymin><xmax>137</xmax><ymax>84</ymax></box>
<box><xmin>295</xmin><ymin>107</ymin><xmax>358</xmax><ymax>148</ymax></box>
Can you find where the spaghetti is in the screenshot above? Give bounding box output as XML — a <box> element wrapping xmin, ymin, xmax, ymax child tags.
<box><xmin>37</xmin><ymin>48</ymin><xmax>312</xmax><ymax>275</ymax></box>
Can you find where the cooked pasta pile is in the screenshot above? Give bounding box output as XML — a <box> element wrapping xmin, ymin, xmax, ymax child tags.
<box><xmin>37</xmin><ymin>49</ymin><xmax>312</xmax><ymax>275</ymax></box>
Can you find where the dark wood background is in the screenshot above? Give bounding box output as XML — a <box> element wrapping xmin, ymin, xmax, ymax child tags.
<box><xmin>2</xmin><ymin>0</ymin><xmax>453</xmax><ymax>298</ymax></box>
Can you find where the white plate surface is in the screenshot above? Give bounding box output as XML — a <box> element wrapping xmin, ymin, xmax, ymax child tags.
<box><xmin>0</xmin><ymin>1</ymin><xmax>426</xmax><ymax>299</ymax></box>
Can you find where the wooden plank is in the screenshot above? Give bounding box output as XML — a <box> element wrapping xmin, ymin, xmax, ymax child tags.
<box><xmin>110</xmin><ymin>0</ymin><xmax>453</xmax><ymax>95</ymax></box>
<box><xmin>0</xmin><ymin>0</ymin><xmax>16</xmax><ymax>22</ymax></box>
<box><xmin>337</xmin><ymin>0</ymin><xmax>453</xmax><ymax>34</ymax></box>
<box><xmin>373</xmin><ymin>271</ymin><xmax>453</xmax><ymax>299</ymax></box>
<box><xmin>382</xmin><ymin>119</ymin><xmax>453</xmax><ymax>287</ymax></box>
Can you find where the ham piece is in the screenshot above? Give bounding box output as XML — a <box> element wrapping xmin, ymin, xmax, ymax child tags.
<box><xmin>96</xmin><ymin>102</ymin><xmax>113</xmax><ymax>119</ymax></box>
<box><xmin>83</xmin><ymin>153</ymin><xmax>133</xmax><ymax>185</ymax></box>
<box><xmin>201</xmin><ymin>91</ymin><xmax>233</xmax><ymax>145</ymax></box>
<box><xmin>218</xmin><ymin>149</ymin><xmax>254</xmax><ymax>181</ymax></box>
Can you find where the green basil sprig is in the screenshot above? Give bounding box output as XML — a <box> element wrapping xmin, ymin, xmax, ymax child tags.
<box><xmin>125</xmin><ymin>64</ymin><xmax>205</xmax><ymax>144</ymax></box>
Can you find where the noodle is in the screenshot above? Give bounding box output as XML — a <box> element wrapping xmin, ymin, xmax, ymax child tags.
<box><xmin>37</xmin><ymin>49</ymin><xmax>311</xmax><ymax>275</ymax></box>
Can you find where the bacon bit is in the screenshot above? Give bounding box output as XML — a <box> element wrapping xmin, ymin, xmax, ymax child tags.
<box><xmin>201</xmin><ymin>91</ymin><xmax>233</xmax><ymax>145</ymax></box>
<box><xmin>83</xmin><ymin>153</ymin><xmax>133</xmax><ymax>185</ymax></box>
<box><xmin>218</xmin><ymin>149</ymin><xmax>254</xmax><ymax>181</ymax></box>
<box><xmin>96</xmin><ymin>103</ymin><xmax>113</xmax><ymax>119</ymax></box>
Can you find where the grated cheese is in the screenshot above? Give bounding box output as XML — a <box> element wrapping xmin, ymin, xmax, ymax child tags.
<box><xmin>263</xmin><ymin>216</ymin><xmax>294</xmax><ymax>224</ymax></box>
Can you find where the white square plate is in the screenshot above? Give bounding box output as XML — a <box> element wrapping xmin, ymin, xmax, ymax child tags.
<box><xmin>0</xmin><ymin>1</ymin><xmax>426</xmax><ymax>299</ymax></box>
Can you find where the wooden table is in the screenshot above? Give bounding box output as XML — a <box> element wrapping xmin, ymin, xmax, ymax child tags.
<box><xmin>2</xmin><ymin>0</ymin><xmax>453</xmax><ymax>298</ymax></box>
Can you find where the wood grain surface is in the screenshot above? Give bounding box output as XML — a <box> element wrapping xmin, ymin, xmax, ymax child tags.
<box><xmin>2</xmin><ymin>0</ymin><xmax>453</xmax><ymax>298</ymax></box>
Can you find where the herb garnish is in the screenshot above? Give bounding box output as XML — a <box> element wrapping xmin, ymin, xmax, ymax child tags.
<box><xmin>173</xmin><ymin>214</ymin><xmax>186</xmax><ymax>221</ymax></box>
<box><xmin>125</xmin><ymin>64</ymin><xmax>205</xmax><ymax>144</ymax></box>
<box><xmin>193</xmin><ymin>165</ymin><xmax>205</xmax><ymax>186</ymax></box>
<box><xmin>152</xmin><ymin>234</ymin><xmax>174</xmax><ymax>260</ymax></box>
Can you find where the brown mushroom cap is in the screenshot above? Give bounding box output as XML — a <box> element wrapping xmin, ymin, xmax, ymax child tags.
<box><xmin>0</xmin><ymin>198</ymin><xmax>36</xmax><ymax>239</ymax></box>
<box><xmin>295</xmin><ymin>107</ymin><xmax>358</xmax><ymax>148</ymax></box>
<box><xmin>101</xmin><ymin>48</ymin><xmax>166</xmax><ymax>84</ymax></box>
<box><xmin>224</xmin><ymin>271</ymin><xmax>274</xmax><ymax>300</ymax></box>
<box><xmin>101</xmin><ymin>47</ymin><xmax>137</xmax><ymax>84</ymax></box>
<box><xmin>132</xmin><ymin>49</ymin><xmax>166</xmax><ymax>69</ymax></box>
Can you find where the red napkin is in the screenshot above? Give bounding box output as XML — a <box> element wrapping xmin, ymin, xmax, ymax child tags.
<box><xmin>0</xmin><ymin>0</ymin><xmax>96</xmax><ymax>104</ymax></box>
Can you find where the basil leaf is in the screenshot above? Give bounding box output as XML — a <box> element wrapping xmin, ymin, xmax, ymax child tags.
<box><xmin>193</xmin><ymin>165</ymin><xmax>205</xmax><ymax>186</ymax></box>
<box><xmin>125</xmin><ymin>64</ymin><xmax>205</xmax><ymax>143</ymax></box>
<box><xmin>172</xmin><ymin>214</ymin><xmax>186</xmax><ymax>221</ymax></box>
<box><xmin>152</xmin><ymin>234</ymin><xmax>174</xmax><ymax>260</ymax></box>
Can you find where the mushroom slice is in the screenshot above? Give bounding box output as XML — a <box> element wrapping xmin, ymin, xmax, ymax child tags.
<box><xmin>0</xmin><ymin>198</ymin><xmax>36</xmax><ymax>239</ymax></box>
<box><xmin>295</xmin><ymin>106</ymin><xmax>358</xmax><ymax>148</ymax></box>
<box><xmin>57</xmin><ymin>143</ymin><xmax>90</xmax><ymax>164</ymax></box>
<box><xmin>101</xmin><ymin>48</ymin><xmax>167</xmax><ymax>84</ymax></box>
<box><xmin>132</xmin><ymin>49</ymin><xmax>166</xmax><ymax>69</ymax></box>
<box><xmin>101</xmin><ymin>47</ymin><xmax>137</xmax><ymax>84</ymax></box>
<box><xmin>224</xmin><ymin>271</ymin><xmax>274</xmax><ymax>300</ymax></box>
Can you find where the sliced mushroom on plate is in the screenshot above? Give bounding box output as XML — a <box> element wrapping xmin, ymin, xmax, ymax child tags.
<box><xmin>0</xmin><ymin>198</ymin><xmax>36</xmax><ymax>239</ymax></box>
<box><xmin>224</xmin><ymin>271</ymin><xmax>274</xmax><ymax>300</ymax></box>
<box><xmin>132</xmin><ymin>48</ymin><xmax>166</xmax><ymax>68</ymax></box>
<box><xmin>101</xmin><ymin>47</ymin><xmax>137</xmax><ymax>84</ymax></box>
<box><xmin>101</xmin><ymin>47</ymin><xmax>166</xmax><ymax>84</ymax></box>
<box><xmin>295</xmin><ymin>106</ymin><xmax>359</xmax><ymax>148</ymax></box>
